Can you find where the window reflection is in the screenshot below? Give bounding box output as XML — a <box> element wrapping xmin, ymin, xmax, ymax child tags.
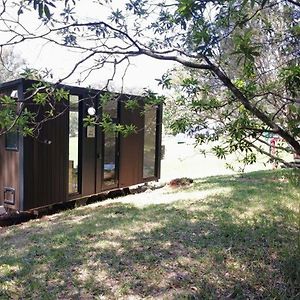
<box><xmin>143</xmin><ymin>105</ymin><xmax>157</xmax><ymax>178</ymax></box>
<box><xmin>69</xmin><ymin>95</ymin><xmax>79</xmax><ymax>194</ymax></box>
<box><xmin>103</xmin><ymin>96</ymin><xmax>118</xmax><ymax>119</ymax></box>
<box><xmin>102</xmin><ymin>98</ymin><xmax>118</xmax><ymax>187</ymax></box>
<box><xmin>103</xmin><ymin>132</ymin><xmax>117</xmax><ymax>186</ymax></box>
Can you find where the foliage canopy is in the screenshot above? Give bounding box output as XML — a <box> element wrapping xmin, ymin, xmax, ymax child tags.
<box><xmin>0</xmin><ymin>0</ymin><xmax>299</xmax><ymax>165</ymax></box>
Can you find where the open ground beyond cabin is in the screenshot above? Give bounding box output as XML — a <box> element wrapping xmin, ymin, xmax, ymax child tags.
<box><xmin>0</xmin><ymin>170</ymin><xmax>299</xmax><ymax>299</ymax></box>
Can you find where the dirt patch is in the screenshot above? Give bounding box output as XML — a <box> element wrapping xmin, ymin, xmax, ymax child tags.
<box><xmin>169</xmin><ymin>178</ymin><xmax>194</xmax><ymax>188</ymax></box>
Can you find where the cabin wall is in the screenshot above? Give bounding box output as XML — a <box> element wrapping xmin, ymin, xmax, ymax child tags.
<box><xmin>23</xmin><ymin>107</ymin><xmax>68</xmax><ymax>210</ymax></box>
<box><xmin>0</xmin><ymin>135</ymin><xmax>21</xmax><ymax>210</ymax></box>
<box><xmin>119</xmin><ymin>99</ymin><xmax>144</xmax><ymax>187</ymax></box>
<box><xmin>80</xmin><ymin>123</ymin><xmax>97</xmax><ymax>196</ymax></box>
<box><xmin>0</xmin><ymin>84</ymin><xmax>23</xmax><ymax>210</ymax></box>
<box><xmin>76</xmin><ymin>98</ymin><xmax>97</xmax><ymax>198</ymax></box>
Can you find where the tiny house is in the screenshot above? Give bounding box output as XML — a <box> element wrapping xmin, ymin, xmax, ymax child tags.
<box><xmin>0</xmin><ymin>78</ymin><xmax>162</xmax><ymax>212</ymax></box>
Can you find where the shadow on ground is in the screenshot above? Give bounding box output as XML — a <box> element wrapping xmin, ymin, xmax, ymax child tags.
<box><xmin>1</xmin><ymin>170</ymin><xmax>299</xmax><ymax>299</ymax></box>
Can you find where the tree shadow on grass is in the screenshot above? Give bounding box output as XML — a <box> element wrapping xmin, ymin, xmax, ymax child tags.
<box><xmin>0</xmin><ymin>170</ymin><xmax>299</xmax><ymax>299</ymax></box>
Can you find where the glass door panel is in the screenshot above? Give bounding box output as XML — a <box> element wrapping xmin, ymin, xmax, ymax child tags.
<box><xmin>100</xmin><ymin>96</ymin><xmax>119</xmax><ymax>190</ymax></box>
<box><xmin>103</xmin><ymin>133</ymin><xmax>118</xmax><ymax>187</ymax></box>
<box><xmin>69</xmin><ymin>95</ymin><xmax>80</xmax><ymax>194</ymax></box>
<box><xmin>143</xmin><ymin>105</ymin><xmax>157</xmax><ymax>178</ymax></box>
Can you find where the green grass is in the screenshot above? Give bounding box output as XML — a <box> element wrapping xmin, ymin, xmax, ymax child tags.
<box><xmin>0</xmin><ymin>170</ymin><xmax>299</xmax><ymax>299</ymax></box>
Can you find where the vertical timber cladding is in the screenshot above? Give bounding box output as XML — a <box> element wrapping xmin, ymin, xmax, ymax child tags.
<box><xmin>0</xmin><ymin>84</ymin><xmax>22</xmax><ymax>210</ymax></box>
<box><xmin>23</xmin><ymin>85</ymin><xmax>98</xmax><ymax>209</ymax></box>
<box><xmin>76</xmin><ymin>92</ymin><xmax>97</xmax><ymax>198</ymax></box>
<box><xmin>119</xmin><ymin>95</ymin><xmax>144</xmax><ymax>187</ymax></box>
<box><xmin>23</xmin><ymin>84</ymin><xmax>69</xmax><ymax>210</ymax></box>
<box><xmin>23</xmin><ymin>108</ymin><xmax>68</xmax><ymax>210</ymax></box>
<box><xmin>0</xmin><ymin>134</ymin><xmax>21</xmax><ymax>209</ymax></box>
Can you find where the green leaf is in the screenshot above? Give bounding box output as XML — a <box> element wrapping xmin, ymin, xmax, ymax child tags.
<box><xmin>38</xmin><ymin>3</ymin><xmax>44</xmax><ymax>18</ymax></box>
<box><xmin>44</xmin><ymin>4</ymin><xmax>51</xmax><ymax>19</ymax></box>
<box><xmin>125</xmin><ymin>99</ymin><xmax>140</xmax><ymax>111</ymax></box>
<box><xmin>34</xmin><ymin>0</ymin><xmax>38</xmax><ymax>10</ymax></box>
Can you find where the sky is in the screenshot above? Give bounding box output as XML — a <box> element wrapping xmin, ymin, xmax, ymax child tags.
<box><xmin>1</xmin><ymin>0</ymin><xmax>175</xmax><ymax>94</ymax></box>
<box><xmin>16</xmin><ymin>40</ymin><xmax>174</xmax><ymax>93</ymax></box>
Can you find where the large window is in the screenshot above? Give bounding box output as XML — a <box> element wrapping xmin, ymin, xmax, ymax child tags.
<box><xmin>69</xmin><ymin>95</ymin><xmax>80</xmax><ymax>194</ymax></box>
<box><xmin>143</xmin><ymin>105</ymin><xmax>157</xmax><ymax>178</ymax></box>
<box><xmin>102</xmin><ymin>98</ymin><xmax>118</xmax><ymax>187</ymax></box>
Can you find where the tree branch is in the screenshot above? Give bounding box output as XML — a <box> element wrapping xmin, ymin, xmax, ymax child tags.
<box><xmin>286</xmin><ymin>0</ymin><xmax>300</xmax><ymax>8</ymax></box>
<box><xmin>245</xmin><ymin>139</ymin><xmax>294</xmax><ymax>168</ymax></box>
<box><xmin>201</xmin><ymin>56</ymin><xmax>300</xmax><ymax>154</ymax></box>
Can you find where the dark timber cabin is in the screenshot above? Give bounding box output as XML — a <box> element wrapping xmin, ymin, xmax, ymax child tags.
<box><xmin>0</xmin><ymin>78</ymin><xmax>162</xmax><ymax>212</ymax></box>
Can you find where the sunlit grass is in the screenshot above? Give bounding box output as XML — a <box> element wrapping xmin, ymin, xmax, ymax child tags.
<box><xmin>0</xmin><ymin>169</ymin><xmax>299</xmax><ymax>299</ymax></box>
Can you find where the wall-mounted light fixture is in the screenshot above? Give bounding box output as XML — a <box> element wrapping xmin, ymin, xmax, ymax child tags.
<box><xmin>87</xmin><ymin>107</ymin><xmax>96</xmax><ymax>116</ymax></box>
<box><xmin>10</xmin><ymin>90</ymin><xmax>18</xmax><ymax>99</ymax></box>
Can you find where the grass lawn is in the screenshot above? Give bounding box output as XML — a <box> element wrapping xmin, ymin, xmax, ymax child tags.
<box><xmin>0</xmin><ymin>170</ymin><xmax>299</xmax><ymax>299</ymax></box>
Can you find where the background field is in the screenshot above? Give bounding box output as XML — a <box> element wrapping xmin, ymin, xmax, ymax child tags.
<box><xmin>160</xmin><ymin>135</ymin><xmax>273</xmax><ymax>181</ymax></box>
